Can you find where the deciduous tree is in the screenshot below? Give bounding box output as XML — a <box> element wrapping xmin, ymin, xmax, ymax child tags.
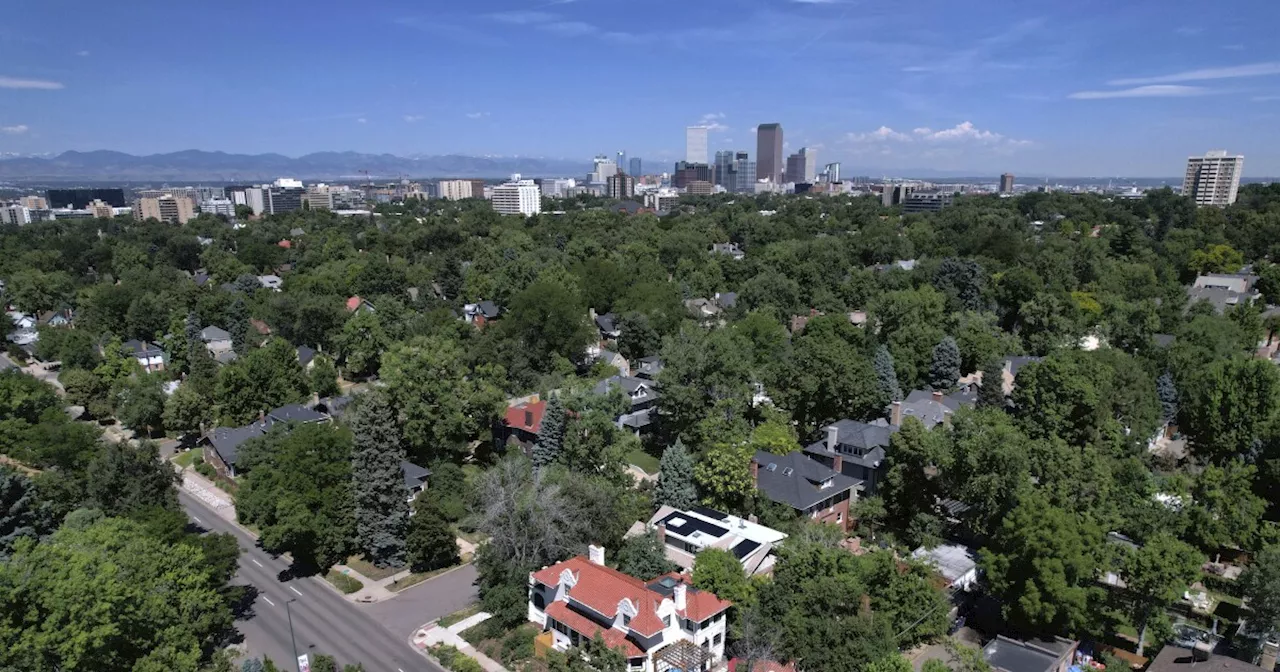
<box><xmin>615</xmin><ymin>527</ymin><xmax>676</xmax><ymax>579</ymax></box>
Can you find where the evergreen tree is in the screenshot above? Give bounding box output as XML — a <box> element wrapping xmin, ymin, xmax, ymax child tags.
<box><xmin>184</xmin><ymin>311</ymin><xmax>202</xmax><ymax>356</ymax></box>
<box><xmin>1156</xmin><ymin>371</ymin><xmax>1178</xmax><ymax>424</ymax></box>
<box><xmin>615</xmin><ymin>527</ymin><xmax>677</xmax><ymax>578</ymax></box>
<box><xmin>928</xmin><ymin>337</ymin><xmax>961</xmax><ymax>391</ymax></box>
<box><xmin>977</xmin><ymin>358</ymin><xmax>1006</xmax><ymax>410</ymax></box>
<box><xmin>654</xmin><ymin>439</ymin><xmax>697</xmax><ymax>510</ymax></box>
<box><xmin>228</xmin><ymin>296</ymin><xmax>249</xmax><ymax>355</ymax></box>
<box><xmin>532</xmin><ymin>395</ymin><xmax>565</xmax><ymax>469</ymax></box>
<box><xmin>873</xmin><ymin>345</ymin><xmax>903</xmax><ymax>402</ymax></box>
<box><xmin>0</xmin><ymin>467</ymin><xmax>53</xmax><ymax>559</ymax></box>
<box><xmin>349</xmin><ymin>390</ymin><xmax>410</xmax><ymax>567</ymax></box>
<box><xmin>406</xmin><ymin>496</ymin><xmax>460</xmax><ymax>572</ymax></box>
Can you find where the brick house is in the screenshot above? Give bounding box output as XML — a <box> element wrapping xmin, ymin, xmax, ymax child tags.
<box><xmin>751</xmin><ymin>449</ymin><xmax>861</xmax><ymax>532</ymax></box>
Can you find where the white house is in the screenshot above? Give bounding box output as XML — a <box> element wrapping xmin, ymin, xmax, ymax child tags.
<box><xmin>528</xmin><ymin>547</ymin><xmax>731</xmax><ymax>672</ymax></box>
<box><xmin>628</xmin><ymin>505</ymin><xmax>788</xmax><ymax>577</ymax></box>
<box><xmin>201</xmin><ymin>326</ymin><xmax>233</xmax><ymax>354</ymax></box>
<box><xmin>257</xmin><ymin>274</ymin><xmax>283</xmax><ymax>292</ymax></box>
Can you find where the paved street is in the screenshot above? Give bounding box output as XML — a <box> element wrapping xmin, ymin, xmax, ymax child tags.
<box><xmin>366</xmin><ymin>563</ymin><xmax>479</xmax><ymax>641</ymax></box>
<box><xmin>179</xmin><ymin>490</ymin><xmax>446</xmax><ymax>672</ymax></box>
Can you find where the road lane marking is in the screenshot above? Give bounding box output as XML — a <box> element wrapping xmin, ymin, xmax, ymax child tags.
<box><xmin>192</xmin><ymin>516</ymin><xmax>202</xmax><ymax>523</ymax></box>
<box><xmin>252</xmin><ymin>558</ymin><xmax>264</xmax><ymax>567</ymax></box>
<box><xmin>399</xmin><ymin>668</ymin><xmax>405</xmax><ymax>672</ymax></box>
<box><xmin>289</xmin><ymin>586</ymin><xmax>303</xmax><ymax>596</ymax></box>
<box><xmin>263</xmin><ymin>596</ymin><xmax>275</xmax><ymax>606</ymax></box>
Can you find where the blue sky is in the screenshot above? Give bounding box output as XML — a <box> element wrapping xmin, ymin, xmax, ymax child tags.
<box><xmin>1</xmin><ymin>0</ymin><xmax>1279</xmax><ymax>176</ymax></box>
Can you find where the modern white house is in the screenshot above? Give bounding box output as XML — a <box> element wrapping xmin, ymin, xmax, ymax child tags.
<box><xmin>528</xmin><ymin>546</ymin><xmax>731</xmax><ymax>672</ymax></box>
<box><xmin>628</xmin><ymin>505</ymin><xmax>787</xmax><ymax>577</ymax></box>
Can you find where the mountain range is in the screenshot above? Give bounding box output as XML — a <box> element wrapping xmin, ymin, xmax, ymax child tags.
<box><xmin>0</xmin><ymin>150</ymin><xmax>590</xmax><ymax>182</ymax></box>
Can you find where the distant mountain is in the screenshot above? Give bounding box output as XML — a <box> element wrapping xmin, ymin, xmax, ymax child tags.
<box><xmin>0</xmin><ymin>150</ymin><xmax>590</xmax><ymax>181</ymax></box>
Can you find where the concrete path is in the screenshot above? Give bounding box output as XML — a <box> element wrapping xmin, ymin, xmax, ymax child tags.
<box><xmin>413</xmin><ymin>612</ymin><xmax>508</xmax><ymax>672</ymax></box>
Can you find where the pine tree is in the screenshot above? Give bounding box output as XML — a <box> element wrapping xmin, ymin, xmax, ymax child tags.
<box><xmin>654</xmin><ymin>439</ymin><xmax>697</xmax><ymax>510</ymax></box>
<box><xmin>228</xmin><ymin>297</ymin><xmax>249</xmax><ymax>355</ymax></box>
<box><xmin>184</xmin><ymin>311</ymin><xmax>202</xmax><ymax>356</ymax></box>
<box><xmin>1157</xmin><ymin>371</ymin><xmax>1179</xmax><ymax>423</ymax></box>
<box><xmin>532</xmin><ymin>395</ymin><xmax>565</xmax><ymax>469</ymax></box>
<box><xmin>977</xmin><ymin>358</ymin><xmax>1006</xmax><ymax>410</ymax></box>
<box><xmin>349</xmin><ymin>390</ymin><xmax>410</xmax><ymax>567</ymax></box>
<box><xmin>874</xmin><ymin>345</ymin><xmax>903</xmax><ymax>402</ymax></box>
<box><xmin>406</xmin><ymin>496</ymin><xmax>460</xmax><ymax>572</ymax></box>
<box><xmin>928</xmin><ymin>337</ymin><xmax>961</xmax><ymax>391</ymax></box>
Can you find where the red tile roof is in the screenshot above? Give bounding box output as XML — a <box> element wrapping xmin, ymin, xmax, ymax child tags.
<box><xmin>545</xmin><ymin>601</ymin><xmax>644</xmax><ymax>657</ymax></box>
<box><xmin>505</xmin><ymin>400</ymin><xmax>547</xmax><ymax>434</ymax></box>
<box><xmin>730</xmin><ymin>659</ymin><xmax>798</xmax><ymax>672</ymax></box>
<box><xmin>346</xmin><ymin>296</ymin><xmax>363</xmax><ymax>312</ymax></box>
<box><xmin>278</xmin><ymin>239</ymin><xmax>292</xmax><ymax>249</ymax></box>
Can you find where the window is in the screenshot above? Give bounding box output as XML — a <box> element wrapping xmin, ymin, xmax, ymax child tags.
<box><xmin>836</xmin><ymin>511</ymin><xmax>843</xmax><ymax>523</ymax></box>
<box><xmin>533</xmin><ymin>593</ymin><xmax>546</xmax><ymax>610</ymax></box>
<box><xmin>622</xmin><ymin>613</ymin><xmax>631</xmax><ymax>626</ymax></box>
<box><xmin>629</xmin><ymin>658</ymin><xmax>645</xmax><ymax>671</ymax></box>
<box><xmin>713</xmin><ymin>633</ymin><xmax>723</xmax><ymax>646</ymax></box>
<box><xmin>663</xmin><ymin>615</ymin><xmax>672</xmax><ymax>627</ymax></box>
<box><xmin>782</xmin><ymin>467</ymin><xmax>793</xmax><ymax>476</ymax></box>
<box><xmin>766</xmin><ymin>463</ymin><xmax>777</xmax><ymax>472</ymax></box>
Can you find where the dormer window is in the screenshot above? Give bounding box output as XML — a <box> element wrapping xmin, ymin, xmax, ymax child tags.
<box><xmin>820</xmin><ymin>477</ymin><xmax>833</xmax><ymax>489</ymax></box>
<box><xmin>782</xmin><ymin>467</ymin><xmax>793</xmax><ymax>476</ymax></box>
<box><xmin>623</xmin><ymin>613</ymin><xmax>631</xmax><ymax>626</ymax></box>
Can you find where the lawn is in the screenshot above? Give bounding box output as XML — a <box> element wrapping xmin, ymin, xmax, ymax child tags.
<box><xmin>345</xmin><ymin>555</ymin><xmax>404</xmax><ymax>581</ymax></box>
<box><xmin>172</xmin><ymin>450</ymin><xmax>198</xmax><ymax>468</ymax></box>
<box><xmin>625</xmin><ymin>448</ymin><xmax>660</xmax><ymax>475</ymax></box>
<box><xmin>438</xmin><ymin>604</ymin><xmax>482</xmax><ymax>628</ymax></box>
<box><xmin>325</xmin><ymin>569</ymin><xmax>364</xmax><ymax>594</ymax></box>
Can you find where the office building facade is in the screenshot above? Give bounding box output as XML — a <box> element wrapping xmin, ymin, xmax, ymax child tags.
<box><xmin>672</xmin><ymin>161</ymin><xmax>713</xmax><ymax>189</ymax></box>
<box><xmin>686</xmin><ymin>126</ymin><xmax>709</xmax><ymax>164</ymax></box>
<box><xmin>46</xmin><ymin>188</ymin><xmax>126</xmax><ymax>209</ymax></box>
<box><xmin>87</xmin><ymin>199</ymin><xmax>115</xmax><ymax>219</ymax></box>
<box><xmin>1183</xmin><ymin>150</ymin><xmax>1243</xmax><ymax>207</ymax></box>
<box><xmin>1000</xmin><ymin>173</ymin><xmax>1015</xmax><ymax>194</ymax></box>
<box><xmin>756</xmin><ymin>123</ymin><xmax>783</xmax><ymax>183</ymax></box>
<box><xmin>606</xmin><ymin>171</ymin><xmax>635</xmax><ymax>200</ymax></box>
<box><xmin>822</xmin><ymin>162</ymin><xmax>841</xmax><ymax>183</ymax></box>
<box><xmin>786</xmin><ymin>147</ymin><xmax>816</xmax><ymax>184</ymax></box>
<box><xmin>19</xmin><ymin>196</ymin><xmax>47</xmax><ymax>210</ymax></box>
<box><xmin>135</xmin><ymin>195</ymin><xmax>196</xmax><ymax>224</ymax></box>
<box><xmin>901</xmin><ymin>191</ymin><xmax>954</xmax><ymax>213</ymax></box>
<box><xmin>591</xmin><ymin>156</ymin><xmax>618</xmax><ymax>184</ymax></box>
<box><xmin>266</xmin><ymin>179</ymin><xmax>305</xmax><ymax>215</ymax></box>
<box><xmin>629</xmin><ymin>157</ymin><xmax>642</xmax><ymax>177</ymax></box>
<box><xmin>200</xmin><ymin>198</ymin><xmax>235</xmax><ymax>217</ymax></box>
<box><xmin>0</xmin><ymin>205</ymin><xmax>31</xmax><ymax>225</ymax></box>
<box><xmin>492</xmin><ymin>177</ymin><xmax>541</xmax><ymax>216</ymax></box>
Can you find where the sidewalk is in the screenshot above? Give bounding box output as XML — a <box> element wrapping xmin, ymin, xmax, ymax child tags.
<box><xmin>412</xmin><ymin>612</ymin><xmax>508</xmax><ymax>672</ymax></box>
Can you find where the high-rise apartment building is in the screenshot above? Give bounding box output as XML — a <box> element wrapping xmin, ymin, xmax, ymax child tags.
<box><xmin>305</xmin><ymin>184</ymin><xmax>334</xmax><ymax>210</ymax></box>
<box><xmin>822</xmin><ymin>162</ymin><xmax>841</xmax><ymax>183</ymax></box>
<box><xmin>135</xmin><ymin>195</ymin><xmax>196</xmax><ymax>224</ymax></box>
<box><xmin>786</xmin><ymin>147</ymin><xmax>816</xmax><ymax>183</ymax></box>
<box><xmin>686</xmin><ymin>127</ymin><xmax>709</xmax><ymax>165</ymax></box>
<box><xmin>629</xmin><ymin>157</ymin><xmax>642</xmax><ymax>177</ymax></box>
<box><xmin>200</xmin><ymin>198</ymin><xmax>235</xmax><ymax>217</ymax></box>
<box><xmin>492</xmin><ymin>175</ymin><xmax>541</xmax><ymax>216</ymax></box>
<box><xmin>756</xmin><ymin>123</ymin><xmax>783</xmax><ymax>183</ymax></box>
<box><xmin>0</xmin><ymin>205</ymin><xmax>31</xmax><ymax>225</ymax></box>
<box><xmin>19</xmin><ymin>196</ymin><xmax>47</xmax><ymax>210</ymax></box>
<box><xmin>606</xmin><ymin>171</ymin><xmax>635</xmax><ymax>200</ymax></box>
<box><xmin>438</xmin><ymin>180</ymin><xmax>475</xmax><ymax>200</ymax></box>
<box><xmin>999</xmin><ymin>173</ymin><xmax>1015</xmax><ymax>194</ymax></box>
<box><xmin>88</xmin><ymin>199</ymin><xmax>115</xmax><ymax>219</ymax></box>
<box><xmin>1183</xmin><ymin>150</ymin><xmax>1243</xmax><ymax>207</ymax></box>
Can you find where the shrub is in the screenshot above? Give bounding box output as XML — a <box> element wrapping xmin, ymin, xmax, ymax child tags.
<box><xmin>430</xmin><ymin>645</ymin><xmax>483</xmax><ymax>672</ymax></box>
<box><xmin>500</xmin><ymin>625</ymin><xmax>536</xmax><ymax>665</ymax></box>
<box><xmin>192</xmin><ymin>454</ymin><xmax>204</xmax><ymax>467</ymax></box>
<box><xmin>325</xmin><ymin>570</ymin><xmax>364</xmax><ymax>594</ymax></box>
<box><xmin>196</xmin><ymin>462</ymin><xmax>216</xmax><ymax>478</ymax></box>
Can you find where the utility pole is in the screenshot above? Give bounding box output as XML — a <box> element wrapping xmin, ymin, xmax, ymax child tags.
<box><xmin>287</xmin><ymin>598</ymin><xmax>301</xmax><ymax>672</ymax></box>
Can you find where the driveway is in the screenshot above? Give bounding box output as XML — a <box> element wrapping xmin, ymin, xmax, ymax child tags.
<box><xmin>364</xmin><ymin>563</ymin><xmax>480</xmax><ymax>640</ymax></box>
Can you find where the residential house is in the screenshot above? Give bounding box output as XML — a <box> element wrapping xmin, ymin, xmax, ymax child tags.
<box><xmin>313</xmin><ymin>395</ymin><xmax>353</xmax><ymax>420</ymax></box>
<box><xmin>1147</xmin><ymin>645</ymin><xmax>1270</xmax><ymax>672</ymax></box>
<box><xmin>598</xmin><ymin>349</ymin><xmax>631</xmax><ymax>377</ymax></box>
<box><xmin>37</xmin><ymin>308</ymin><xmax>74</xmax><ymax>328</ymax></box>
<box><xmin>121</xmin><ymin>339</ymin><xmax>167</xmax><ymax>372</ymax></box>
<box><xmin>751</xmin><ymin>449</ymin><xmax>861</xmax><ymax>532</ymax></box>
<box><xmin>685</xmin><ymin>298</ymin><xmax>721</xmax><ymax>322</ymax></box>
<box><xmin>594</xmin><ymin>375</ymin><xmax>659</xmax><ymax>433</ymax></box>
<box><xmin>192</xmin><ymin>269</ymin><xmax>211</xmax><ymax>287</ymax></box>
<box><xmin>345</xmin><ymin>296</ymin><xmax>375</xmax><ymax>313</ymax></box>
<box><xmin>595</xmin><ymin>312</ymin><xmax>621</xmax><ymax>340</ymax></box>
<box><xmin>463</xmin><ymin>300</ymin><xmax>500</xmax><ymax>327</ymax></box>
<box><xmin>803</xmin><ymin>418</ymin><xmax>893</xmax><ymax>493</ymax></box>
<box><xmin>1186</xmin><ymin>272</ymin><xmax>1260</xmax><ymax>314</ymax></box>
<box><xmin>6</xmin><ymin>311</ymin><xmax>37</xmax><ymax>346</ymax></box>
<box><xmin>714</xmin><ymin>292</ymin><xmax>737</xmax><ymax>311</ymax></box>
<box><xmin>1001</xmin><ymin>355</ymin><xmax>1042</xmax><ymax>396</ymax></box>
<box><xmin>257</xmin><ymin>274</ymin><xmax>283</xmax><ymax>291</ymax></box>
<box><xmin>910</xmin><ymin>543</ymin><xmax>979</xmax><ymax>592</ymax></box>
<box><xmin>402</xmin><ymin>460</ymin><xmax>432</xmax><ymax>503</ymax></box>
<box><xmin>495</xmin><ymin>398</ymin><xmax>547</xmax><ymax>453</ymax></box>
<box><xmin>201</xmin><ymin>326</ymin><xmax>233</xmax><ymax>354</ymax></box>
<box><xmin>250</xmin><ymin>319</ymin><xmax>272</xmax><ymax>337</ymax></box>
<box><xmin>982</xmin><ymin>637</ymin><xmax>1079</xmax><ymax>672</ymax></box>
<box><xmin>710</xmin><ymin>242</ymin><xmax>745</xmax><ymax>260</ymax></box>
<box><xmin>214</xmin><ymin>350</ymin><xmax>238</xmax><ymax>365</ymax></box>
<box><xmin>789</xmin><ymin>308</ymin><xmax>823</xmax><ymax>335</ymax></box>
<box><xmin>297</xmin><ymin>345</ymin><xmax>317</xmax><ymax>369</ymax></box>
<box><xmin>201</xmin><ymin>404</ymin><xmax>331</xmax><ymax>477</ymax></box>
<box><xmin>528</xmin><ymin>547</ymin><xmax>732</xmax><ymax>672</ymax></box>
<box><xmin>635</xmin><ymin>356</ymin><xmax>664</xmax><ymax>381</ymax></box>
<box><xmin>628</xmin><ymin>505</ymin><xmax>788</xmax><ymax>576</ymax></box>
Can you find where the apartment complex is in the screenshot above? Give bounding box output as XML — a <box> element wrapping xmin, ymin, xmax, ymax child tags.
<box><xmin>756</xmin><ymin>123</ymin><xmax>783</xmax><ymax>183</ymax></box>
<box><xmin>438</xmin><ymin>179</ymin><xmax>485</xmax><ymax>201</ymax></box>
<box><xmin>134</xmin><ymin>194</ymin><xmax>196</xmax><ymax>224</ymax></box>
<box><xmin>492</xmin><ymin>176</ymin><xmax>541</xmax><ymax>216</ymax></box>
<box><xmin>1183</xmin><ymin>150</ymin><xmax>1243</xmax><ymax>207</ymax></box>
<box><xmin>88</xmin><ymin>199</ymin><xmax>115</xmax><ymax>219</ymax></box>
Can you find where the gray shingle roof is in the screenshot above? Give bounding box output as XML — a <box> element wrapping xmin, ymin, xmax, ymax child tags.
<box><xmin>593</xmin><ymin>375</ymin><xmax>659</xmax><ymax>407</ymax></box>
<box><xmin>595</xmin><ymin>312</ymin><xmax>618</xmax><ymax>333</ymax></box>
<box><xmin>201</xmin><ymin>325</ymin><xmax>231</xmax><ymax>341</ymax></box>
<box><xmin>206</xmin><ymin>424</ymin><xmax>267</xmax><ymax>467</ymax></box>
<box><xmin>121</xmin><ymin>339</ymin><xmax>164</xmax><ymax>358</ymax></box>
<box><xmin>297</xmin><ymin>345</ymin><xmax>317</xmax><ymax>367</ymax></box>
<box><xmin>804</xmin><ymin>418</ymin><xmax>891</xmax><ymax>468</ymax></box>
<box><xmin>753</xmin><ymin>449</ymin><xmax>861</xmax><ymax>510</ymax></box>
<box><xmin>477</xmin><ymin>300</ymin><xmax>500</xmax><ymax>318</ymax></box>
<box><xmin>267</xmin><ymin>404</ymin><xmax>328</xmax><ymax>425</ymax></box>
<box><xmin>401</xmin><ymin>460</ymin><xmax>432</xmax><ymax>490</ymax></box>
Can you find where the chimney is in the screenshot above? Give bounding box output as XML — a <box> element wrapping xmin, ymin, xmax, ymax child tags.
<box><xmin>673</xmin><ymin>582</ymin><xmax>687</xmax><ymax>611</ymax></box>
<box><xmin>890</xmin><ymin>401</ymin><xmax>903</xmax><ymax>426</ymax></box>
<box><xmin>750</xmin><ymin>460</ymin><xmax>759</xmax><ymax>485</ymax></box>
<box><xmin>588</xmin><ymin>544</ymin><xmax>605</xmax><ymax>566</ymax></box>
<box><xmin>1262</xmin><ymin>641</ymin><xmax>1278</xmax><ymax>672</ymax></box>
<box><xmin>1193</xmin><ymin>641</ymin><xmax>1212</xmax><ymax>662</ymax></box>
<box><xmin>834</xmin><ymin>454</ymin><xmax>843</xmax><ymax>475</ymax></box>
<box><xmin>931</xmin><ymin>390</ymin><xmax>944</xmax><ymax>403</ymax></box>
<box><xmin>826</xmin><ymin>424</ymin><xmax>839</xmax><ymax>452</ymax></box>
<box><xmin>525</xmin><ymin>410</ymin><xmax>534</xmax><ymax>427</ymax></box>
<box><xmin>655</xmin><ymin>523</ymin><xmax>666</xmax><ymax>546</ymax></box>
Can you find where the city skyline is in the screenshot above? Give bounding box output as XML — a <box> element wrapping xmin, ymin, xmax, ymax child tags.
<box><xmin>1</xmin><ymin>0</ymin><xmax>1279</xmax><ymax>174</ymax></box>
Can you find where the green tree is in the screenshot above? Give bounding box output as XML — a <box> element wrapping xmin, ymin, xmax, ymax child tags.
<box><xmin>695</xmin><ymin>440</ymin><xmax>755</xmax><ymax>512</ymax></box>
<box><xmin>1241</xmin><ymin>544</ymin><xmax>1280</xmax><ymax>639</ymax></box>
<box><xmin>349</xmin><ymin>391</ymin><xmax>410</xmax><ymax>567</ymax></box>
<box><xmin>615</xmin><ymin>527</ymin><xmax>677</xmax><ymax>579</ymax></box>
<box><xmin>928</xmin><ymin>336</ymin><xmax>961</xmax><ymax>391</ymax></box>
<box><xmin>775</xmin><ymin>315</ymin><xmax>885</xmax><ymax>434</ymax></box>
<box><xmin>533</xmin><ymin>395</ymin><xmax>566</xmax><ymax>469</ymax></box>
<box><xmin>1121</xmin><ymin>534</ymin><xmax>1203</xmax><ymax>656</ymax></box>
<box><xmin>115</xmin><ymin>376</ymin><xmax>167</xmax><ymax>435</ymax></box>
<box><xmin>214</xmin><ymin>337</ymin><xmax>310</xmax><ymax>425</ymax></box>
<box><xmin>654</xmin><ymin>439</ymin><xmax>697</xmax><ymax>510</ymax></box>
<box><xmin>692</xmin><ymin>547</ymin><xmax>755</xmax><ymax>607</ymax></box>
<box><xmin>0</xmin><ymin>467</ymin><xmax>54</xmax><ymax>559</ymax></box>
<box><xmin>616</xmin><ymin>312</ymin><xmax>661</xmax><ymax>362</ymax></box>
<box><xmin>500</xmin><ymin>279</ymin><xmax>595</xmax><ymax>370</ymax></box>
<box><xmin>1188</xmin><ymin>243</ymin><xmax>1244</xmax><ymax>275</ymax></box>
<box><xmin>946</xmin><ymin>409</ymin><xmax>1032</xmax><ymax>537</ymax></box>
<box><xmin>977</xmin><ymin>358</ymin><xmax>1005</xmax><ymax>409</ymax></box>
<box><xmin>873</xmin><ymin>345</ymin><xmax>903</xmax><ymax>403</ymax></box>
<box><xmin>406</xmin><ymin>495</ymin><xmax>460</xmax><ymax>572</ymax></box>
<box><xmin>309</xmin><ymin>355</ymin><xmax>341</xmax><ymax>398</ymax></box>
<box><xmin>858</xmin><ymin>551</ymin><xmax>950</xmax><ymax>647</ymax></box>
<box><xmin>979</xmin><ymin>491</ymin><xmax>1103</xmax><ymax>635</ymax></box>
<box><xmin>59</xmin><ymin>368</ymin><xmax>112</xmax><ymax>420</ymax></box>
<box><xmin>85</xmin><ymin>441</ymin><xmax>179</xmax><ymax>517</ymax></box>
<box><xmin>881</xmin><ymin>418</ymin><xmax>948</xmax><ymax>545</ymax></box>
<box><xmin>228</xmin><ymin>296</ymin><xmax>249</xmax><ymax>355</ymax></box>
<box><xmin>1186</xmin><ymin>461</ymin><xmax>1267</xmax><ymax>551</ymax></box>
<box><xmin>235</xmin><ymin>424</ymin><xmax>356</xmax><ymax>570</ymax></box>
<box><xmin>164</xmin><ymin>384</ymin><xmax>213</xmax><ymax>437</ymax></box>
<box><xmin>381</xmin><ymin>335</ymin><xmax>505</xmax><ymax>464</ymax></box>
<box><xmin>1180</xmin><ymin>358</ymin><xmax>1280</xmax><ymax>464</ymax></box>
<box><xmin>657</xmin><ymin>326</ymin><xmax>753</xmax><ymax>443</ymax></box>
<box><xmin>0</xmin><ymin>516</ymin><xmax>233</xmax><ymax>672</ymax></box>
<box><xmin>335</xmin><ymin>309</ymin><xmax>388</xmax><ymax>379</ymax></box>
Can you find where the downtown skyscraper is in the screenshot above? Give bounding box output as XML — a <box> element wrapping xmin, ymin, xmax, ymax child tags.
<box><xmin>756</xmin><ymin>123</ymin><xmax>783</xmax><ymax>183</ymax></box>
<box><xmin>686</xmin><ymin>126</ymin><xmax>709</xmax><ymax>165</ymax></box>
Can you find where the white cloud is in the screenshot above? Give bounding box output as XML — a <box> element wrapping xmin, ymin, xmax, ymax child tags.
<box><xmin>1069</xmin><ymin>84</ymin><xmax>1209</xmax><ymax>99</ymax></box>
<box><xmin>76</xmin><ymin>50</ymin><xmax>90</xmax><ymax>57</ymax></box>
<box><xmin>356</xmin><ymin>117</ymin><xmax>367</xmax><ymax>124</ymax></box>
<box><xmin>403</xmin><ymin>115</ymin><xmax>424</xmax><ymax>122</ymax></box>
<box><xmin>466</xmin><ymin>112</ymin><xmax>490</xmax><ymax>119</ymax></box>
<box><xmin>1110</xmin><ymin>61</ymin><xmax>1280</xmax><ymax>86</ymax></box>
<box><xmin>847</xmin><ymin>126</ymin><xmax>911</xmax><ymax>142</ymax></box>
<box><xmin>0</xmin><ymin>76</ymin><xmax>64</xmax><ymax>90</ymax></box>
<box><xmin>915</xmin><ymin>121</ymin><xmax>1002</xmax><ymax>141</ymax></box>
<box><xmin>698</xmin><ymin>112</ymin><xmax>729</xmax><ymax>132</ymax></box>
<box><xmin>1</xmin><ymin>125</ymin><xmax>29</xmax><ymax>134</ymax></box>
